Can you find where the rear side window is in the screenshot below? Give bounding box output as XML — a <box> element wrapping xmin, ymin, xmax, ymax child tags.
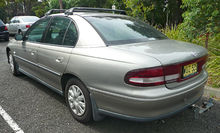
<box><xmin>63</xmin><ymin>22</ymin><xmax>78</xmax><ymax>46</ymax></box>
<box><xmin>26</xmin><ymin>17</ymin><xmax>50</xmax><ymax>42</ymax></box>
<box><xmin>44</xmin><ymin>17</ymin><xmax>70</xmax><ymax>45</ymax></box>
<box><xmin>21</xmin><ymin>16</ymin><xmax>39</xmax><ymax>22</ymax></box>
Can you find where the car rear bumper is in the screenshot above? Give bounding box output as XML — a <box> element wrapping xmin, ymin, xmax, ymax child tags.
<box><xmin>0</xmin><ymin>32</ymin><xmax>9</xmax><ymax>39</ymax></box>
<box><xmin>90</xmin><ymin>70</ymin><xmax>208</xmax><ymax>121</ymax></box>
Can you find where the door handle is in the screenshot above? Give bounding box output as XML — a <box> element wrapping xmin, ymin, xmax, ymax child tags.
<box><xmin>55</xmin><ymin>57</ymin><xmax>64</xmax><ymax>63</ymax></box>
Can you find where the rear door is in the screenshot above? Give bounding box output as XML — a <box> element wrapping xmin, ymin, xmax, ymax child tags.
<box><xmin>14</xmin><ymin>17</ymin><xmax>51</xmax><ymax>77</ymax></box>
<box><xmin>37</xmin><ymin>16</ymin><xmax>78</xmax><ymax>90</ymax></box>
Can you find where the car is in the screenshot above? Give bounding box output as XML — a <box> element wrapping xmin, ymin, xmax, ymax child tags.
<box><xmin>0</xmin><ymin>19</ymin><xmax>9</xmax><ymax>41</ymax></box>
<box><xmin>6</xmin><ymin>16</ymin><xmax>39</xmax><ymax>35</ymax></box>
<box><xmin>6</xmin><ymin>7</ymin><xmax>208</xmax><ymax>123</ymax></box>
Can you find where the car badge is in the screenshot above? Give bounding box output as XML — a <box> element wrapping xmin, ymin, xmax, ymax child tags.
<box><xmin>191</xmin><ymin>52</ymin><xmax>198</xmax><ymax>57</ymax></box>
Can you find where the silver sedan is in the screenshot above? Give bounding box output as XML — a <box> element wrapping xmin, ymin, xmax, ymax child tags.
<box><xmin>6</xmin><ymin>16</ymin><xmax>39</xmax><ymax>35</ymax></box>
<box><xmin>6</xmin><ymin>8</ymin><xmax>208</xmax><ymax>123</ymax></box>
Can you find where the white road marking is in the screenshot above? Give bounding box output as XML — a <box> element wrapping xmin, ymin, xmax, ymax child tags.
<box><xmin>0</xmin><ymin>105</ymin><xmax>24</xmax><ymax>133</ymax></box>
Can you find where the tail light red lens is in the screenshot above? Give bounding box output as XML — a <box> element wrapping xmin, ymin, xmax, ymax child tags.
<box><xmin>4</xmin><ymin>26</ymin><xmax>8</xmax><ymax>31</ymax></box>
<box><xmin>26</xmin><ymin>25</ymin><xmax>30</xmax><ymax>28</ymax></box>
<box><xmin>124</xmin><ymin>67</ymin><xmax>165</xmax><ymax>86</ymax></box>
<box><xmin>125</xmin><ymin>55</ymin><xmax>207</xmax><ymax>87</ymax></box>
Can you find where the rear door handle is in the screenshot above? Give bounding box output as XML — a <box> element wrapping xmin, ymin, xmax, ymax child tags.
<box><xmin>56</xmin><ymin>57</ymin><xmax>64</xmax><ymax>63</ymax></box>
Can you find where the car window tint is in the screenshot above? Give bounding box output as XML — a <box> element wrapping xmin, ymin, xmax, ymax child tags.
<box><xmin>27</xmin><ymin>18</ymin><xmax>50</xmax><ymax>42</ymax></box>
<box><xmin>15</xmin><ymin>20</ymin><xmax>20</xmax><ymax>23</ymax></box>
<box><xmin>44</xmin><ymin>17</ymin><xmax>70</xmax><ymax>45</ymax></box>
<box><xmin>85</xmin><ymin>16</ymin><xmax>168</xmax><ymax>45</ymax></box>
<box><xmin>10</xmin><ymin>17</ymin><xmax>15</xmax><ymax>23</ymax></box>
<box><xmin>63</xmin><ymin>22</ymin><xmax>78</xmax><ymax>46</ymax></box>
<box><xmin>21</xmin><ymin>16</ymin><xmax>39</xmax><ymax>22</ymax></box>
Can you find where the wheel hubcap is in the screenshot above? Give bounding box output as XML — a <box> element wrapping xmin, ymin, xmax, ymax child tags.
<box><xmin>68</xmin><ymin>85</ymin><xmax>86</xmax><ymax>116</ymax></box>
<box><xmin>9</xmin><ymin>54</ymin><xmax>14</xmax><ymax>73</ymax></box>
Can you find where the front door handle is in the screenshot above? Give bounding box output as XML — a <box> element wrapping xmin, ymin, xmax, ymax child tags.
<box><xmin>56</xmin><ymin>57</ymin><xmax>64</xmax><ymax>63</ymax></box>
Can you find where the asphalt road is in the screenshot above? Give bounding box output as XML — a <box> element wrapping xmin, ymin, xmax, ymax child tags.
<box><xmin>0</xmin><ymin>38</ymin><xmax>220</xmax><ymax>133</ymax></box>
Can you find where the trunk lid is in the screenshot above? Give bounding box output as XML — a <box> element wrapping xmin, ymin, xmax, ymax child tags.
<box><xmin>111</xmin><ymin>39</ymin><xmax>207</xmax><ymax>65</ymax></box>
<box><xmin>111</xmin><ymin>39</ymin><xmax>208</xmax><ymax>89</ymax></box>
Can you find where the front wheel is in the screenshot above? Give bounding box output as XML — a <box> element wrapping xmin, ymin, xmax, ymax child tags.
<box><xmin>9</xmin><ymin>53</ymin><xmax>20</xmax><ymax>76</ymax></box>
<box><xmin>65</xmin><ymin>78</ymin><xmax>92</xmax><ymax>123</ymax></box>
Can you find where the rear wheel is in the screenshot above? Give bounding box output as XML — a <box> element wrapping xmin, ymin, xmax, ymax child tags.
<box><xmin>9</xmin><ymin>52</ymin><xmax>20</xmax><ymax>76</ymax></box>
<box><xmin>65</xmin><ymin>78</ymin><xmax>92</xmax><ymax>123</ymax></box>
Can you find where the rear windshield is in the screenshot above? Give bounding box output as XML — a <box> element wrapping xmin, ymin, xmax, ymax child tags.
<box><xmin>85</xmin><ymin>16</ymin><xmax>168</xmax><ymax>45</ymax></box>
<box><xmin>21</xmin><ymin>16</ymin><xmax>39</xmax><ymax>22</ymax></box>
<box><xmin>0</xmin><ymin>20</ymin><xmax>4</xmax><ymax>26</ymax></box>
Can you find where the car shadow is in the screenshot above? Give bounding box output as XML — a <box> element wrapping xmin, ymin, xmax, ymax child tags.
<box><xmin>17</xmin><ymin>74</ymin><xmax>66</xmax><ymax>104</ymax></box>
<box><xmin>87</xmin><ymin>99</ymin><xmax>220</xmax><ymax>133</ymax></box>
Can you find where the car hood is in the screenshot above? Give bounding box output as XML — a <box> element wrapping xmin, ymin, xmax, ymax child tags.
<box><xmin>110</xmin><ymin>39</ymin><xmax>208</xmax><ymax>66</ymax></box>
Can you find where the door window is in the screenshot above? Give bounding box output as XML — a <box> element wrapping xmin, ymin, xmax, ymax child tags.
<box><xmin>63</xmin><ymin>22</ymin><xmax>78</xmax><ymax>46</ymax></box>
<box><xmin>44</xmin><ymin>17</ymin><xmax>70</xmax><ymax>45</ymax></box>
<box><xmin>26</xmin><ymin>17</ymin><xmax>50</xmax><ymax>42</ymax></box>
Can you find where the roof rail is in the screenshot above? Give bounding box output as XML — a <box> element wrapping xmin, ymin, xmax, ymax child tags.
<box><xmin>65</xmin><ymin>7</ymin><xmax>126</xmax><ymax>15</ymax></box>
<box><xmin>45</xmin><ymin>9</ymin><xmax>66</xmax><ymax>16</ymax></box>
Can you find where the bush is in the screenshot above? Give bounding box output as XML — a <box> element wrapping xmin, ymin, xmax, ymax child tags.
<box><xmin>162</xmin><ymin>26</ymin><xmax>220</xmax><ymax>88</ymax></box>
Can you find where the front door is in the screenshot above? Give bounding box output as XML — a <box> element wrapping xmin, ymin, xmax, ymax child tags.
<box><xmin>37</xmin><ymin>17</ymin><xmax>78</xmax><ymax>90</ymax></box>
<box><xmin>14</xmin><ymin>17</ymin><xmax>51</xmax><ymax>77</ymax></box>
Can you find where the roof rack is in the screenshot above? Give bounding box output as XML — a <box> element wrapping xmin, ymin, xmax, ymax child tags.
<box><xmin>65</xmin><ymin>7</ymin><xmax>126</xmax><ymax>15</ymax></box>
<box><xmin>45</xmin><ymin>9</ymin><xmax>66</xmax><ymax>16</ymax></box>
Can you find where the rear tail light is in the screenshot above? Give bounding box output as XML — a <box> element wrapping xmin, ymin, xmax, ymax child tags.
<box><xmin>125</xmin><ymin>56</ymin><xmax>207</xmax><ymax>87</ymax></box>
<box><xmin>26</xmin><ymin>25</ymin><xmax>30</xmax><ymax>28</ymax></box>
<box><xmin>4</xmin><ymin>26</ymin><xmax>8</xmax><ymax>31</ymax></box>
<box><xmin>124</xmin><ymin>67</ymin><xmax>165</xmax><ymax>86</ymax></box>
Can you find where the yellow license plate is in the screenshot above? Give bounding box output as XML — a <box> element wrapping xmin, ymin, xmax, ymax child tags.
<box><xmin>183</xmin><ymin>63</ymin><xmax>198</xmax><ymax>78</ymax></box>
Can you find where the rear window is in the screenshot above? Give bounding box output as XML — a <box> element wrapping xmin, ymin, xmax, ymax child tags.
<box><xmin>85</xmin><ymin>16</ymin><xmax>168</xmax><ymax>45</ymax></box>
<box><xmin>21</xmin><ymin>16</ymin><xmax>39</xmax><ymax>22</ymax></box>
<box><xmin>0</xmin><ymin>20</ymin><xmax>4</xmax><ymax>26</ymax></box>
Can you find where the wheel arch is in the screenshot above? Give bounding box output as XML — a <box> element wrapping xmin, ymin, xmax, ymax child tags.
<box><xmin>61</xmin><ymin>73</ymin><xmax>89</xmax><ymax>96</ymax></box>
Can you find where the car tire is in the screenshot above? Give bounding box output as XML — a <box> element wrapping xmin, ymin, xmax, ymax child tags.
<box><xmin>65</xmin><ymin>78</ymin><xmax>92</xmax><ymax>123</ymax></box>
<box><xmin>8</xmin><ymin>52</ymin><xmax>20</xmax><ymax>76</ymax></box>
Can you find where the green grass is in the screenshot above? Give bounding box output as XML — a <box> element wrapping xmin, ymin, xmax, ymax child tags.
<box><xmin>161</xmin><ymin>26</ymin><xmax>220</xmax><ymax>88</ymax></box>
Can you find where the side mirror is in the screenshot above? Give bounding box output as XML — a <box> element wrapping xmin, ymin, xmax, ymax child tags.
<box><xmin>15</xmin><ymin>34</ymin><xmax>23</xmax><ymax>41</ymax></box>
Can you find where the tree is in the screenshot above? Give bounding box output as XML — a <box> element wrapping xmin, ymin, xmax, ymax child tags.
<box><xmin>32</xmin><ymin>0</ymin><xmax>50</xmax><ymax>17</ymax></box>
<box><xmin>123</xmin><ymin>0</ymin><xmax>183</xmax><ymax>27</ymax></box>
<box><xmin>0</xmin><ymin>0</ymin><xmax>7</xmax><ymax>22</ymax></box>
<box><xmin>58</xmin><ymin>0</ymin><xmax>63</xmax><ymax>9</ymax></box>
<box><xmin>181</xmin><ymin>0</ymin><xmax>220</xmax><ymax>48</ymax></box>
